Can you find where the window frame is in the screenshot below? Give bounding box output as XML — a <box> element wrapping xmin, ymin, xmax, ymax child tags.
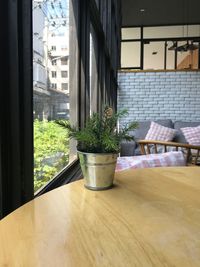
<box><xmin>0</xmin><ymin>0</ymin><xmax>121</xmax><ymax>216</ymax></box>
<box><xmin>121</xmin><ymin>25</ymin><xmax>200</xmax><ymax>70</ymax></box>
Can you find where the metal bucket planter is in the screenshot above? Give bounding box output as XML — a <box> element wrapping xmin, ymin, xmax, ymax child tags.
<box><xmin>78</xmin><ymin>151</ymin><xmax>118</xmax><ymax>190</ymax></box>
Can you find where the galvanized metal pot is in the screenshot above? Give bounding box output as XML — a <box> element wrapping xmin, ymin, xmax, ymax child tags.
<box><xmin>78</xmin><ymin>151</ymin><xmax>118</xmax><ymax>190</ymax></box>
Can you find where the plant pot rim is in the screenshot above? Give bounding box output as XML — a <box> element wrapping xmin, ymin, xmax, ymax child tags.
<box><xmin>77</xmin><ymin>150</ymin><xmax>118</xmax><ymax>156</ymax></box>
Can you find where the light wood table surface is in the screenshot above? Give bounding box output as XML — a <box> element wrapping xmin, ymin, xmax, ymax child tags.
<box><xmin>0</xmin><ymin>167</ymin><xmax>200</xmax><ymax>267</ymax></box>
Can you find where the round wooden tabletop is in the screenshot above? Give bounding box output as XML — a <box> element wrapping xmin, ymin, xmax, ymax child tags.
<box><xmin>0</xmin><ymin>167</ymin><xmax>200</xmax><ymax>267</ymax></box>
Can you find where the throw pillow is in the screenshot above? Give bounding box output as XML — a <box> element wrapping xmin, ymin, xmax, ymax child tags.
<box><xmin>180</xmin><ymin>126</ymin><xmax>200</xmax><ymax>146</ymax></box>
<box><xmin>145</xmin><ymin>121</ymin><xmax>176</xmax><ymax>141</ymax></box>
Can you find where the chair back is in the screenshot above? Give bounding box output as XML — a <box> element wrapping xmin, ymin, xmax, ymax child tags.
<box><xmin>139</xmin><ymin>140</ymin><xmax>200</xmax><ymax>166</ymax></box>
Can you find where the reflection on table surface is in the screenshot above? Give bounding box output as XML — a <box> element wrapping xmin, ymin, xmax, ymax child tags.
<box><xmin>0</xmin><ymin>167</ymin><xmax>200</xmax><ymax>267</ymax></box>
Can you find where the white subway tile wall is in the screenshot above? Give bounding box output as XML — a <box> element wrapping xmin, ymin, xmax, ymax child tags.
<box><xmin>118</xmin><ymin>71</ymin><xmax>200</xmax><ymax>125</ymax></box>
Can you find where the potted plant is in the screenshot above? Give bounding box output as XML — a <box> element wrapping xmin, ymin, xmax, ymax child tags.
<box><xmin>56</xmin><ymin>107</ymin><xmax>138</xmax><ymax>190</ymax></box>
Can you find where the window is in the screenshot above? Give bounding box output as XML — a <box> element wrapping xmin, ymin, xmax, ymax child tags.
<box><xmin>33</xmin><ymin>0</ymin><xmax>75</xmax><ymax>193</ymax></box>
<box><xmin>121</xmin><ymin>42</ymin><xmax>140</xmax><ymax>68</ymax></box>
<box><xmin>144</xmin><ymin>42</ymin><xmax>165</xmax><ymax>70</ymax></box>
<box><xmin>32</xmin><ymin>0</ymin><xmax>120</xmax><ymax>193</ymax></box>
<box><xmin>61</xmin><ymin>71</ymin><xmax>68</xmax><ymax>78</ymax></box>
<box><xmin>61</xmin><ymin>83</ymin><xmax>68</xmax><ymax>91</ymax></box>
<box><xmin>1</xmin><ymin>0</ymin><xmax>121</xmax><ymax>218</ymax></box>
<box><xmin>61</xmin><ymin>45</ymin><xmax>67</xmax><ymax>51</ymax></box>
<box><xmin>51</xmin><ymin>71</ymin><xmax>57</xmax><ymax>78</ymax></box>
<box><xmin>121</xmin><ymin>27</ymin><xmax>140</xmax><ymax>39</ymax></box>
<box><xmin>61</xmin><ymin>57</ymin><xmax>68</xmax><ymax>65</ymax></box>
<box><xmin>121</xmin><ymin>25</ymin><xmax>200</xmax><ymax>70</ymax></box>
<box><xmin>51</xmin><ymin>83</ymin><xmax>57</xmax><ymax>89</ymax></box>
<box><xmin>52</xmin><ymin>60</ymin><xmax>57</xmax><ymax>65</ymax></box>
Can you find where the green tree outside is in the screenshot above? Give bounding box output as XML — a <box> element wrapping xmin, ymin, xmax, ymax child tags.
<box><xmin>34</xmin><ymin>120</ymin><xmax>69</xmax><ymax>192</ymax></box>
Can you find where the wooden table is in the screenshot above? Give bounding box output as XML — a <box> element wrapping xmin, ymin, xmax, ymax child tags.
<box><xmin>0</xmin><ymin>167</ymin><xmax>200</xmax><ymax>267</ymax></box>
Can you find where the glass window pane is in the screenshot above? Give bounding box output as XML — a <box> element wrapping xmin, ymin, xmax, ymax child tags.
<box><xmin>177</xmin><ymin>41</ymin><xmax>190</xmax><ymax>69</ymax></box>
<box><xmin>166</xmin><ymin>41</ymin><xmax>175</xmax><ymax>69</ymax></box>
<box><xmin>177</xmin><ymin>41</ymin><xmax>199</xmax><ymax>70</ymax></box>
<box><xmin>121</xmin><ymin>27</ymin><xmax>140</xmax><ymax>40</ymax></box>
<box><xmin>144</xmin><ymin>25</ymin><xmax>200</xmax><ymax>38</ymax></box>
<box><xmin>121</xmin><ymin>42</ymin><xmax>140</xmax><ymax>68</ymax></box>
<box><xmin>144</xmin><ymin>42</ymin><xmax>164</xmax><ymax>70</ymax></box>
<box><xmin>33</xmin><ymin>0</ymin><xmax>76</xmax><ymax>192</ymax></box>
<box><xmin>191</xmin><ymin>42</ymin><xmax>199</xmax><ymax>69</ymax></box>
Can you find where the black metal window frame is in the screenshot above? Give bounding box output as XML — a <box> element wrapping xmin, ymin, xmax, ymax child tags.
<box><xmin>37</xmin><ymin>0</ymin><xmax>121</xmax><ymax>194</ymax></box>
<box><xmin>0</xmin><ymin>0</ymin><xmax>121</xmax><ymax>218</ymax></box>
<box><xmin>121</xmin><ymin>24</ymin><xmax>200</xmax><ymax>70</ymax></box>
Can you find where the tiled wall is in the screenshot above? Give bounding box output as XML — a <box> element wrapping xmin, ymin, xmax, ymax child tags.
<box><xmin>118</xmin><ymin>71</ymin><xmax>200</xmax><ymax>125</ymax></box>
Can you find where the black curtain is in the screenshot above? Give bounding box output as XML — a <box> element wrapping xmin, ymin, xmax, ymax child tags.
<box><xmin>0</xmin><ymin>0</ymin><xmax>33</xmax><ymax>218</ymax></box>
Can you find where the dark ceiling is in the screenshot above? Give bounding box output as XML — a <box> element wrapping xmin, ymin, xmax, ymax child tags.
<box><xmin>122</xmin><ymin>0</ymin><xmax>200</xmax><ymax>27</ymax></box>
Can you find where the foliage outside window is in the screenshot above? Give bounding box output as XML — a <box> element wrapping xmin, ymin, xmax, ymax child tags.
<box><xmin>34</xmin><ymin>120</ymin><xmax>69</xmax><ymax>192</ymax></box>
<box><xmin>33</xmin><ymin>0</ymin><xmax>73</xmax><ymax>192</ymax></box>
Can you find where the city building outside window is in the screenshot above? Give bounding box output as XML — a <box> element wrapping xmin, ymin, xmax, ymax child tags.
<box><xmin>33</xmin><ymin>0</ymin><xmax>74</xmax><ymax>193</ymax></box>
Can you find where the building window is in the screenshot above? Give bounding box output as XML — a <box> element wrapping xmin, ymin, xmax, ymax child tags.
<box><xmin>121</xmin><ymin>25</ymin><xmax>200</xmax><ymax>70</ymax></box>
<box><xmin>61</xmin><ymin>45</ymin><xmax>67</xmax><ymax>51</ymax></box>
<box><xmin>61</xmin><ymin>83</ymin><xmax>68</xmax><ymax>91</ymax></box>
<box><xmin>61</xmin><ymin>57</ymin><xmax>68</xmax><ymax>65</ymax></box>
<box><xmin>61</xmin><ymin>71</ymin><xmax>68</xmax><ymax>78</ymax></box>
<box><xmin>51</xmin><ymin>83</ymin><xmax>57</xmax><ymax>89</ymax></box>
<box><xmin>52</xmin><ymin>60</ymin><xmax>57</xmax><ymax>65</ymax></box>
<box><xmin>51</xmin><ymin>45</ymin><xmax>56</xmax><ymax>51</ymax></box>
<box><xmin>52</xmin><ymin>71</ymin><xmax>57</xmax><ymax>78</ymax></box>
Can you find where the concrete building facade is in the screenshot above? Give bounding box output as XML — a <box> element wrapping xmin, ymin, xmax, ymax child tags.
<box><xmin>33</xmin><ymin>0</ymin><xmax>69</xmax><ymax>120</ymax></box>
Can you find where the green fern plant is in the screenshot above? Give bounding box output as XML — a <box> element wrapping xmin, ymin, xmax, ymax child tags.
<box><xmin>56</xmin><ymin>107</ymin><xmax>138</xmax><ymax>153</ymax></box>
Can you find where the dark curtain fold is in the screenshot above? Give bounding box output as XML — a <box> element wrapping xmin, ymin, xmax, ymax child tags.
<box><xmin>0</xmin><ymin>0</ymin><xmax>33</xmax><ymax>218</ymax></box>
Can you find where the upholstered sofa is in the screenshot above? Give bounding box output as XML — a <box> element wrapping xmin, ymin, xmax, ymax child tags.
<box><xmin>120</xmin><ymin>119</ymin><xmax>200</xmax><ymax>156</ymax></box>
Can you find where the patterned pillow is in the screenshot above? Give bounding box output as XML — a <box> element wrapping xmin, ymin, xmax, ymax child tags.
<box><xmin>115</xmin><ymin>151</ymin><xmax>186</xmax><ymax>172</ymax></box>
<box><xmin>145</xmin><ymin>121</ymin><xmax>176</xmax><ymax>141</ymax></box>
<box><xmin>180</xmin><ymin>126</ymin><xmax>200</xmax><ymax>146</ymax></box>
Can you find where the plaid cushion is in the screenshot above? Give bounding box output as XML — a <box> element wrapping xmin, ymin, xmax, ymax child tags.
<box><xmin>181</xmin><ymin>126</ymin><xmax>200</xmax><ymax>146</ymax></box>
<box><xmin>115</xmin><ymin>151</ymin><xmax>186</xmax><ymax>172</ymax></box>
<box><xmin>145</xmin><ymin>121</ymin><xmax>176</xmax><ymax>141</ymax></box>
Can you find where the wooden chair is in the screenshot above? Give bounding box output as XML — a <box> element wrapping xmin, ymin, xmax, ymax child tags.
<box><xmin>138</xmin><ymin>140</ymin><xmax>200</xmax><ymax>166</ymax></box>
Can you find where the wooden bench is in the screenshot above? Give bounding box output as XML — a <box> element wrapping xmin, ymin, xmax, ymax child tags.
<box><xmin>139</xmin><ymin>140</ymin><xmax>200</xmax><ymax>166</ymax></box>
